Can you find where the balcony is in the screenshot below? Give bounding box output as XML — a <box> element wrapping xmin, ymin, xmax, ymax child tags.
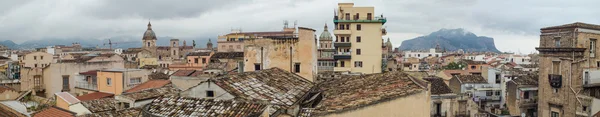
<box><xmin>334</xmin><ymin>52</ymin><xmax>351</xmax><ymax>59</ymax></box>
<box><xmin>480</xmin><ymin>96</ymin><xmax>501</xmax><ymax>102</ymax></box>
<box><xmin>334</xmin><ymin>42</ymin><xmax>351</xmax><ymax>47</ymax></box>
<box><xmin>519</xmin><ymin>98</ymin><xmax>537</xmax><ymax>107</ymax></box>
<box><xmin>583</xmin><ymin>68</ymin><xmax>600</xmax><ymax>87</ymax></box>
<box><xmin>334</xmin><ymin>16</ymin><xmax>387</xmax><ymax>24</ymax></box>
<box><xmin>76</xmin><ymin>81</ymin><xmax>98</xmax><ymax>91</ymax></box>
<box><xmin>333</xmin><ymin>29</ymin><xmax>351</xmax><ymax>35</ymax></box>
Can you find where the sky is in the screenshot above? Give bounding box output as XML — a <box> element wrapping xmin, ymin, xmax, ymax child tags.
<box><xmin>0</xmin><ymin>0</ymin><xmax>599</xmax><ymax>53</ymax></box>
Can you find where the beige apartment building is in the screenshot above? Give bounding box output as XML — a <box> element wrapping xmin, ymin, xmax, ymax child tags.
<box><xmin>19</xmin><ymin>52</ymin><xmax>53</xmax><ymax>68</ymax></box>
<box><xmin>536</xmin><ymin>22</ymin><xmax>600</xmax><ymax>117</ymax></box>
<box><xmin>333</xmin><ymin>3</ymin><xmax>386</xmax><ymax>74</ymax></box>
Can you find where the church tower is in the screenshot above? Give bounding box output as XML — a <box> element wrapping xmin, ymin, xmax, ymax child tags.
<box><xmin>142</xmin><ymin>22</ymin><xmax>157</xmax><ymax>49</ymax></box>
<box><xmin>207</xmin><ymin>39</ymin><xmax>213</xmax><ymax>50</ymax></box>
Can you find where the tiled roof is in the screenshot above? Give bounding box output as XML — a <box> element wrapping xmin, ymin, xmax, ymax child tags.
<box><xmin>124</xmin><ymin>80</ymin><xmax>171</xmax><ymax>93</ymax></box>
<box><xmin>511</xmin><ymin>74</ymin><xmax>538</xmax><ymax>86</ymax></box>
<box><xmin>211</xmin><ymin>52</ymin><xmax>244</xmax><ymax>59</ymax></box>
<box><xmin>0</xmin><ymin>103</ymin><xmax>27</xmax><ymax>117</ymax></box>
<box><xmin>157</xmin><ymin>46</ymin><xmax>170</xmax><ymax>50</ymax></box>
<box><xmin>212</xmin><ymin>68</ymin><xmax>313</xmax><ymax>110</ymax></box>
<box><xmin>313</xmin><ymin>71</ymin><xmax>426</xmax><ymax>115</ymax></box>
<box><xmin>0</xmin><ymin>85</ymin><xmax>16</xmax><ymax>93</ymax></box>
<box><xmin>77</xmin><ymin>108</ymin><xmax>140</xmax><ymax>117</ymax></box>
<box><xmin>119</xmin><ymin>84</ymin><xmax>180</xmax><ymax>101</ymax></box>
<box><xmin>186</xmin><ymin>52</ymin><xmax>211</xmax><ymax>56</ymax></box>
<box><xmin>140</xmin><ymin>65</ymin><xmax>159</xmax><ymax>69</ymax></box>
<box><xmin>78</xmin><ymin>70</ymin><xmax>97</xmax><ymax>76</ymax></box>
<box><xmin>541</xmin><ymin>22</ymin><xmax>600</xmax><ymax>30</ymax></box>
<box><xmin>80</xmin><ymin>98</ymin><xmax>118</xmax><ymax>113</ymax></box>
<box><xmin>121</xmin><ymin>50</ymin><xmax>142</xmax><ymax>54</ymax></box>
<box><xmin>148</xmin><ymin>72</ymin><xmax>169</xmax><ymax>80</ymax></box>
<box><xmin>76</xmin><ymin>92</ymin><xmax>114</xmax><ymax>101</ymax></box>
<box><xmin>172</xmin><ymin>70</ymin><xmax>202</xmax><ymax>77</ymax></box>
<box><xmin>423</xmin><ymin>77</ymin><xmax>453</xmax><ymax>95</ymax></box>
<box><xmin>462</xmin><ymin>60</ymin><xmax>486</xmax><ymax>65</ymax></box>
<box><xmin>297</xmin><ymin>108</ymin><xmax>314</xmax><ymax>117</ymax></box>
<box><xmin>519</xmin><ymin>64</ymin><xmax>538</xmax><ymax>68</ymax></box>
<box><xmin>0</xmin><ymin>56</ymin><xmax>9</xmax><ymax>60</ymax></box>
<box><xmin>55</xmin><ymin>92</ymin><xmax>80</xmax><ymax>105</ymax></box>
<box><xmin>145</xmin><ymin>96</ymin><xmax>267</xmax><ymax>117</ymax></box>
<box><xmin>32</xmin><ymin>106</ymin><xmax>76</xmax><ymax>117</ymax></box>
<box><xmin>454</xmin><ymin>75</ymin><xmax>488</xmax><ymax>84</ymax></box>
<box><xmin>59</xmin><ymin>56</ymin><xmax>95</xmax><ymax>63</ymax></box>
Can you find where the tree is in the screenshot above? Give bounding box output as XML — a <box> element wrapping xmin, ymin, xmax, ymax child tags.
<box><xmin>444</xmin><ymin>62</ymin><xmax>465</xmax><ymax>70</ymax></box>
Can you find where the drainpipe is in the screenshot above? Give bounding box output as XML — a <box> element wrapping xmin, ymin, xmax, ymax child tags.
<box><xmin>290</xmin><ymin>46</ymin><xmax>293</xmax><ymax>72</ymax></box>
<box><xmin>571</xmin><ymin>51</ymin><xmax>582</xmax><ymax>105</ymax></box>
<box><xmin>261</xmin><ymin>47</ymin><xmax>263</xmax><ymax>70</ymax></box>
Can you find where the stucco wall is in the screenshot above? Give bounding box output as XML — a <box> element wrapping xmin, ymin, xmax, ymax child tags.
<box><xmin>69</xmin><ymin>103</ymin><xmax>92</xmax><ymax>115</ymax></box>
<box><xmin>321</xmin><ymin>91</ymin><xmax>430</xmax><ymax>117</ymax></box>
<box><xmin>21</xmin><ymin>52</ymin><xmax>53</xmax><ymax>68</ymax></box>
<box><xmin>56</xmin><ymin>96</ymin><xmax>69</xmax><ymax>110</ymax></box>
<box><xmin>97</xmin><ymin>71</ymin><xmax>124</xmax><ymax>95</ymax></box>
<box><xmin>0</xmin><ymin>90</ymin><xmax>20</xmax><ymax>101</ymax></box>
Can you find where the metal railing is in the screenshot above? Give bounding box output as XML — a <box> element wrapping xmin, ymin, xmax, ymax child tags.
<box><xmin>335</xmin><ymin>52</ymin><xmax>351</xmax><ymax>55</ymax></box>
<box><xmin>75</xmin><ymin>81</ymin><xmax>98</xmax><ymax>90</ymax></box>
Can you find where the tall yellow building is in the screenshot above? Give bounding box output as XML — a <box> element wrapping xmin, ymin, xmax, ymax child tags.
<box><xmin>333</xmin><ymin>3</ymin><xmax>386</xmax><ymax>74</ymax></box>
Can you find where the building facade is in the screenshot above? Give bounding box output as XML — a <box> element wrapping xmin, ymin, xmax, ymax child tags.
<box><xmin>332</xmin><ymin>3</ymin><xmax>386</xmax><ymax>74</ymax></box>
<box><xmin>536</xmin><ymin>22</ymin><xmax>600</xmax><ymax>117</ymax></box>
<box><xmin>318</xmin><ymin>24</ymin><xmax>336</xmax><ymax>72</ymax></box>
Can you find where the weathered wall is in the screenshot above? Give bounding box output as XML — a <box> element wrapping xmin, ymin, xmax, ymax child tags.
<box><xmin>21</xmin><ymin>52</ymin><xmax>53</xmax><ymax>68</ymax></box>
<box><xmin>321</xmin><ymin>91</ymin><xmax>430</xmax><ymax>117</ymax></box>
<box><xmin>181</xmin><ymin>81</ymin><xmax>235</xmax><ymax>99</ymax></box>
<box><xmin>0</xmin><ymin>90</ymin><xmax>19</xmax><ymax>101</ymax></box>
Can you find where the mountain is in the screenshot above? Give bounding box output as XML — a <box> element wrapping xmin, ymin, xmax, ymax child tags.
<box><xmin>0</xmin><ymin>37</ymin><xmax>212</xmax><ymax>50</ymax></box>
<box><xmin>399</xmin><ymin>28</ymin><xmax>501</xmax><ymax>53</ymax></box>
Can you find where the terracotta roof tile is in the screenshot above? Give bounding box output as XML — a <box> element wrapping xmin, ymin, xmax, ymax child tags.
<box><xmin>511</xmin><ymin>74</ymin><xmax>538</xmax><ymax>86</ymax></box>
<box><xmin>171</xmin><ymin>70</ymin><xmax>201</xmax><ymax>77</ymax></box>
<box><xmin>80</xmin><ymin>98</ymin><xmax>118</xmax><ymax>113</ymax></box>
<box><xmin>76</xmin><ymin>92</ymin><xmax>114</xmax><ymax>101</ymax></box>
<box><xmin>186</xmin><ymin>52</ymin><xmax>211</xmax><ymax>56</ymax></box>
<box><xmin>212</xmin><ymin>68</ymin><xmax>313</xmax><ymax>112</ymax></box>
<box><xmin>145</xmin><ymin>96</ymin><xmax>267</xmax><ymax>117</ymax></box>
<box><xmin>519</xmin><ymin>64</ymin><xmax>538</xmax><ymax>68</ymax></box>
<box><xmin>0</xmin><ymin>85</ymin><xmax>16</xmax><ymax>93</ymax></box>
<box><xmin>32</xmin><ymin>106</ymin><xmax>76</xmax><ymax>117</ymax></box>
<box><xmin>124</xmin><ymin>80</ymin><xmax>171</xmax><ymax>93</ymax></box>
<box><xmin>120</xmin><ymin>84</ymin><xmax>180</xmax><ymax>101</ymax></box>
<box><xmin>78</xmin><ymin>70</ymin><xmax>97</xmax><ymax>76</ymax></box>
<box><xmin>211</xmin><ymin>52</ymin><xmax>244</xmax><ymax>59</ymax></box>
<box><xmin>313</xmin><ymin>71</ymin><xmax>426</xmax><ymax>115</ymax></box>
<box><xmin>148</xmin><ymin>72</ymin><xmax>169</xmax><ymax>80</ymax></box>
<box><xmin>423</xmin><ymin>77</ymin><xmax>453</xmax><ymax>95</ymax></box>
<box><xmin>78</xmin><ymin>108</ymin><xmax>140</xmax><ymax>117</ymax></box>
<box><xmin>454</xmin><ymin>75</ymin><xmax>488</xmax><ymax>84</ymax></box>
<box><xmin>55</xmin><ymin>92</ymin><xmax>80</xmax><ymax>105</ymax></box>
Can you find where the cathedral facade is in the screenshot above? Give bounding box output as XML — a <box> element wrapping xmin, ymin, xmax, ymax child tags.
<box><xmin>141</xmin><ymin>22</ymin><xmax>194</xmax><ymax>62</ymax></box>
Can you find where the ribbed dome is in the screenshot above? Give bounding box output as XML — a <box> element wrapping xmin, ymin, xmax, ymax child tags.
<box><xmin>319</xmin><ymin>24</ymin><xmax>332</xmax><ymax>41</ymax></box>
<box><xmin>143</xmin><ymin>22</ymin><xmax>157</xmax><ymax>40</ymax></box>
<box><xmin>385</xmin><ymin>38</ymin><xmax>393</xmax><ymax>47</ymax></box>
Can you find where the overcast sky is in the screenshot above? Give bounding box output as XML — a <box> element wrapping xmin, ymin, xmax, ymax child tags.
<box><xmin>0</xmin><ymin>0</ymin><xmax>599</xmax><ymax>53</ymax></box>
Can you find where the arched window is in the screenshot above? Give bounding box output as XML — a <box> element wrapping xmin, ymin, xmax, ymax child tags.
<box><xmin>147</xmin><ymin>42</ymin><xmax>150</xmax><ymax>47</ymax></box>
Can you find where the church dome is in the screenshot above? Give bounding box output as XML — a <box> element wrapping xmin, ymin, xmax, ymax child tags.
<box><xmin>143</xmin><ymin>22</ymin><xmax>157</xmax><ymax>40</ymax></box>
<box><xmin>385</xmin><ymin>38</ymin><xmax>393</xmax><ymax>47</ymax></box>
<box><xmin>319</xmin><ymin>24</ymin><xmax>332</xmax><ymax>41</ymax></box>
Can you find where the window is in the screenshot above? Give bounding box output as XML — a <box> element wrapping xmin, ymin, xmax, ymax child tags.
<box><xmin>194</xmin><ymin>58</ymin><xmax>198</xmax><ymax>63</ymax></box>
<box><xmin>429</xmin><ymin>54</ymin><xmax>432</xmax><ymax>56</ymax></box>
<box><xmin>34</xmin><ymin>75</ymin><xmax>42</xmax><ymax>87</ymax></box>
<box><xmin>418</xmin><ymin>54</ymin><xmax>421</xmax><ymax>57</ymax></box>
<box><xmin>339</xmin><ymin>24</ymin><xmax>345</xmax><ymax>30</ymax></box>
<box><xmin>553</xmin><ymin>88</ymin><xmax>559</xmax><ymax>93</ymax></box>
<box><xmin>34</xmin><ymin>64</ymin><xmax>38</xmax><ymax>68</ymax></box>
<box><xmin>346</xmin><ymin>24</ymin><xmax>350</xmax><ymax>30</ymax></box>
<box><xmin>552</xmin><ymin>61</ymin><xmax>560</xmax><ymax>74</ymax></box>
<box><xmin>356</xmin><ymin>24</ymin><xmax>361</xmax><ymax>30</ymax></box>
<box><xmin>583</xmin><ymin>106</ymin><xmax>588</xmax><ymax>112</ymax></box>
<box><xmin>471</xmin><ymin>66</ymin><xmax>476</xmax><ymax>70</ymax></box>
<box><xmin>345</xmin><ymin>13</ymin><xmax>350</xmax><ymax>20</ymax></box>
<box><xmin>229</xmin><ymin>38</ymin><xmax>235</xmax><ymax>41</ymax></box>
<box><xmin>34</xmin><ymin>56</ymin><xmax>37</xmax><ymax>60</ymax></box>
<box><xmin>147</xmin><ymin>42</ymin><xmax>151</xmax><ymax>47</ymax></box>
<box><xmin>367</xmin><ymin>13</ymin><xmax>372</xmax><ymax>20</ymax></box>
<box><xmin>554</xmin><ymin>37</ymin><xmax>561</xmax><ymax>47</ymax></box>
<box><xmin>486</xmin><ymin>91</ymin><xmax>493</xmax><ymax>96</ymax></box>
<box><xmin>202</xmin><ymin>58</ymin><xmax>207</xmax><ymax>63</ymax></box>
<box><xmin>356</xmin><ymin>49</ymin><xmax>361</xmax><ymax>55</ymax></box>
<box><xmin>130</xmin><ymin>77</ymin><xmax>141</xmax><ymax>85</ymax></box>
<box><xmin>551</xmin><ymin>111</ymin><xmax>559</xmax><ymax>117</ymax></box>
<box><xmin>340</xmin><ymin>61</ymin><xmax>345</xmax><ymax>67</ymax></box>
<box><xmin>107</xmin><ymin>78</ymin><xmax>112</xmax><ymax>86</ymax></box>
<box><xmin>495</xmin><ymin>91</ymin><xmax>500</xmax><ymax>96</ymax></box>
<box><xmin>521</xmin><ymin>58</ymin><xmax>524</xmax><ymax>62</ymax></box>
<box><xmin>294</xmin><ymin>63</ymin><xmax>301</xmax><ymax>73</ymax></box>
<box><xmin>206</xmin><ymin>90</ymin><xmax>215</xmax><ymax>97</ymax></box>
<box><xmin>585</xmin><ymin>71</ymin><xmax>590</xmax><ymax>85</ymax></box>
<box><xmin>591</xmin><ymin>39</ymin><xmax>596</xmax><ymax>57</ymax></box>
<box><xmin>356</xmin><ymin>36</ymin><xmax>361</xmax><ymax>42</ymax></box>
<box><xmin>62</xmin><ymin>75</ymin><xmax>69</xmax><ymax>91</ymax></box>
<box><xmin>523</xmin><ymin>91</ymin><xmax>530</xmax><ymax>99</ymax></box>
<box><xmin>354</xmin><ymin>61</ymin><xmax>363</xmax><ymax>68</ymax></box>
<box><xmin>495</xmin><ymin>74</ymin><xmax>501</xmax><ymax>84</ymax></box>
<box><xmin>355</xmin><ymin>13</ymin><xmax>359</xmax><ymax>20</ymax></box>
<box><xmin>254</xmin><ymin>63</ymin><xmax>261</xmax><ymax>70</ymax></box>
<box><xmin>41</xmin><ymin>56</ymin><xmax>43</xmax><ymax>60</ymax></box>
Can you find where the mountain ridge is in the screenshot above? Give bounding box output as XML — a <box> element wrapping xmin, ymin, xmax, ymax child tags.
<box><xmin>399</xmin><ymin>28</ymin><xmax>501</xmax><ymax>53</ymax></box>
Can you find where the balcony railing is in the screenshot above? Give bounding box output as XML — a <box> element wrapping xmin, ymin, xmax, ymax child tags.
<box><xmin>333</xmin><ymin>42</ymin><xmax>351</xmax><ymax>47</ymax></box>
<box><xmin>519</xmin><ymin>98</ymin><xmax>537</xmax><ymax>107</ymax></box>
<box><xmin>334</xmin><ymin>16</ymin><xmax>387</xmax><ymax>24</ymax></box>
<box><xmin>76</xmin><ymin>81</ymin><xmax>98</xmax><ymax>91</ymax></box>
<box><xmin>334</xmin><ymin>52</ymin><xmax>351</xmax><ymax>59</ymax></box>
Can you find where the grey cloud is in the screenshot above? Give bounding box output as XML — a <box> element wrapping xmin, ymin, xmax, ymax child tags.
<box><xmin>82</xmin><ymin>0</ymin><xmax>249</xmax><ymax>19</ymax></box>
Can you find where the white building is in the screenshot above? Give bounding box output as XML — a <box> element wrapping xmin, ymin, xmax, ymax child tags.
<box><xmin>506</xmin><ymin>54</ymin><xmax>531</xmax><ymax>64</ymax></box>
<box><xmin>403</xmin><ymin>48</ymin><xmax>442</xmax><ymax>59</ymax></box>
<box><xmin>46</xmin><ymin>46</ymin><xmax>55</xmax><ymax>55</ymax></box>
